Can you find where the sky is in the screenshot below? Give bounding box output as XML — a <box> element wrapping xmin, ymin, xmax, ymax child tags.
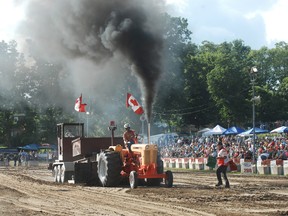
<box><xmin>0</xmin><ymin>0</ymin><xmax>288</xmax><ymax>49</ymax></box>
<box><xmin>0</xmin><ymin>1</ymin><xmax>24</xmax><ymax>41</ymax></box>
<box><xmin>165</xmin><ymin>0</ymin><xmax>288</xmax><ymax>49</ymax></box>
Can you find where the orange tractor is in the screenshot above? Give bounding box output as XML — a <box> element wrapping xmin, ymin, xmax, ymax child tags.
<box><xmin>51</xmin><ymin>123</ymin><xmax>173</xmax><ymax>189</ymax></box>
<box><xmin>98</xmin><ymin>143</ymin><xmax>173</xmax><ymax>188</ymax></box>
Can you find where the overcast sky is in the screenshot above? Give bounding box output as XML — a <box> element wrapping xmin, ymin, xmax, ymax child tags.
<box><xmin>0</xmin><ymin>0</ymin><xmax>287</xmax><ymax>49</ymax></box>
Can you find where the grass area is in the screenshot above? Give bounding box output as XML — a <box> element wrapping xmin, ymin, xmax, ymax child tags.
<box><xmin>0</xmin><ymin>146</ymin><xmax>16</xmax><ymax>149</ymax></box>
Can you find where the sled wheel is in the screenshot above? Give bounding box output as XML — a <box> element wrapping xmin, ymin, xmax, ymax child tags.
<box><xmin>53</xmin><ymin>166</ymin><xmax>58</xmax><ymax>183</ymax></box>
<box><xmin>60</xmin><ymin>166</ymin><xmax>66</xmax><ymax>183</ymax></box>
<box><xmin>56</xmin><ymin>165</ymin><xmax>62</xmax><ymax>183</ymax></box>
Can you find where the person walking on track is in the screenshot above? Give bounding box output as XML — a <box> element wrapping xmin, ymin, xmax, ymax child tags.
<box><xmin>215</xmin><ymin>141</ymin><xmax>230</xmax><ymax>188</ymax></box>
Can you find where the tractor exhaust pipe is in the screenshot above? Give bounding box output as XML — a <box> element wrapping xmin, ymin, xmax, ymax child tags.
<box><xmin>148</xmin><ymin>122</ymin><xmax>151</xmax><ymax>144</ymax></box>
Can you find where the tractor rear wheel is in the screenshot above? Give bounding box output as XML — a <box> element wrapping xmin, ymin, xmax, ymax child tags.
<box><xmin>98</xmin><ymin>151</ymin><xmax>122</xmax><ymax>187</ymax></box>
<box><xmin>129</xmin><ymin>171</ymin><xmax>138</xmax><ymax>189</ymax></box>
<box><xmin>165</xmin><ymin>170</ymin><xmax>173</xmax><ymax>188</ymax></box>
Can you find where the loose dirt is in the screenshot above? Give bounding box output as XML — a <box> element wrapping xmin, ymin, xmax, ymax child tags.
<box><xmin>0</xmin><ymin>165</ymin><xmax>288</xmax><ymax>216</ymax></box>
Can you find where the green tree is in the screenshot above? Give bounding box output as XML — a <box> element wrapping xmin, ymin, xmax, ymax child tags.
<box><xmin>206</xmin><ymin>40</ymin><xmax>252</xmax><ymax>126</ymax></box>
<box><xmin>250</xmin><ymin>42</ymin><xmax>288</xmax><ymax>125</ymax></box>
<box><xmin>153</xmin><ymin>13</ymin><xmax>192</xmax><ymax>133</ymax></box>
<box><xmin>182</xmin><ymin>42</ymin><xmax>219</xmax><ymax>129</ymax></box>
<box><xmin>0</xmin><ymin>40</ymin><xmax>22</xmax><ymax>146</ymax></box>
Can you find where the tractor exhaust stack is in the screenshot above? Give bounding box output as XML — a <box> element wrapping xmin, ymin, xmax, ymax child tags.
<box><xmin>148</xmin><ymin>122</ymin><xmax>151</xmax><ymax>144</ymax></box>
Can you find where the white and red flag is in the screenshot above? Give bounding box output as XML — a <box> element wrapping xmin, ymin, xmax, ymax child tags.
<box><xmin>74</xmin><ymin>94</ymin><xmax>87</xmax><ymax>112</ymax></box>
<box><xmin>126</xmin><ymin>93</ymin><xmax>144</xmax><ymax>115</ymax></box>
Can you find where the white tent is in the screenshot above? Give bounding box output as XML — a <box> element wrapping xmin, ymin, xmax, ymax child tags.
<box><xmin>197</xmin><ymin>128</ymin><xmax>211</xmax><ymax>133</ymax></box>
<box><xmin>202</xmin><ymin>125</ymin><xmax>226</xmax><ymax>137</ymax></box>
<box><xmin>270</xmin><ymin>126</ymin><xmax>288</xmax><ymax>133</ymax></box>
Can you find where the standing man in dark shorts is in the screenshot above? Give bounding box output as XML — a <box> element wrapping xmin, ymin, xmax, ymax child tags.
<box><xmin>215</xmin><ymin>141</ymin><xmax>230</xmax><ymax>188</ymax></box>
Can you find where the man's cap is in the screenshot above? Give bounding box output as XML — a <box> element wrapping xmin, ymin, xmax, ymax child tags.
<box><xmin>124</xmin><ymin>123</ymin><xmax>130</xmax><ymax>129</ymax></box>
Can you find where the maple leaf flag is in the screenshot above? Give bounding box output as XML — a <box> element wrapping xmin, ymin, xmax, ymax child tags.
<box><xmin>74</xmin><ymin>94</ymin><xmax>87</xmax><ymax>112</ymax></box>
<box><xmin>126</xmin><ymin>93</ymin><xmax>144</xmax><ymax>115</ymax></box>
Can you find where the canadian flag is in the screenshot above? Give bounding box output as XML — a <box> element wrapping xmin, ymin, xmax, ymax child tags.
<box><xmin>74</xmin><ymin>94</ymin><xmax>87</xmax><ymax>112</ymax></box>
<box><xmin>126</xmin><ymin>93</ymin><xmax>144</xmax><ymax>115</ymax></box>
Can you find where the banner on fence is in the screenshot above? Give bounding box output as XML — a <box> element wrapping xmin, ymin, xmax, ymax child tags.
<box><xmin>242</xmin><ymin>162</ymin><xmax>253</xmax><ymax>174</ymax></box>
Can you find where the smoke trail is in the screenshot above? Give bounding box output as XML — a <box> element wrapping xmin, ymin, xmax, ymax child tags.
<box><xmin>19</xmin><ymin>0</ymin><xmax>164</xmax><ymax>122</ymax></box>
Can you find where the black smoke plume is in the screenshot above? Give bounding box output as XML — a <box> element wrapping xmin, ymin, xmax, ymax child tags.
<box><xmin>19</xmin><ymin>0</ymin><xmax>164</xmax><ymax>122</ymax></box>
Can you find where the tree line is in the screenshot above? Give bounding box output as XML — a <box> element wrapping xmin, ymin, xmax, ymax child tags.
<box><xmin>0</xmin><ymin>14</ymin><xmax>288</xmax><ymax>147</ymax></box>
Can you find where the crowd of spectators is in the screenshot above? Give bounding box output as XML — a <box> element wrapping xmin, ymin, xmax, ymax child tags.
<box><xmin>0</xmin><ymin>150</ymin><xmax>56</xmax><ymax>166</ymax></box>
<box><xmin>159</xmin><ymin>134</ymin><xmax>288</xmax><ymax>162</ymax></box>
<box><xmin>0</xmin><ymin>150</ymin><xmax>39</xmax><ymax>166</ymax></box>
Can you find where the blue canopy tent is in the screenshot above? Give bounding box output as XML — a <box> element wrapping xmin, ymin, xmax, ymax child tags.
<box><xmin>18</xmin><ymin>144</ymin><xmax>40</xmax><ymax>151</ymax></box>
<box><xmin>222</xmin><ymin>126</ymin><xmax>245</xmax><ymax>135</ymax></box>
<box><xmin>270</xmin><ymin>126</ymin><xmax>288</xmax><ymax>133</ymax></box>
<box><xmin>238</xmin><ymin>127</ymin><xmax>269</xmax><ymax>137</ymax></box>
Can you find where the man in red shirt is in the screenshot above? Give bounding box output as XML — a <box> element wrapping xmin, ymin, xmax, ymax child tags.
<box><xmin>123</xmin><ymin>123</ymin><xmax>137</xmax><ymax>151</ymax></box>
<box><xmin>215</xmin><ymin>141</ymin><xmax>230</xmax><ymax>188</ymax></box>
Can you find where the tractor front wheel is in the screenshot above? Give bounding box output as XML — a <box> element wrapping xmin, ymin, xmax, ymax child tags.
<box><xmin>129</xmin><ymin>171</ymin><xmax>138</xmax><ymax>189</ymax></box>
<box><xmin>165</xmin><ymin>170</ymin><xmax>173</xmax><ymax>188</ymax></box>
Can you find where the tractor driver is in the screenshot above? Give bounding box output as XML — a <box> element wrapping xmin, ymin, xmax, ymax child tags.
<box><xmin>123</xmin><ymin>123</ymin><xmax>137</xmax><ymax>151</ymax></box>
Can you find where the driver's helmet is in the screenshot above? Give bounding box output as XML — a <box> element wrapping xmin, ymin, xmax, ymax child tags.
<box><xmin>124</xmin><ymin>123</ymin><xmax>130</xmax><ymax>129</ymax></box>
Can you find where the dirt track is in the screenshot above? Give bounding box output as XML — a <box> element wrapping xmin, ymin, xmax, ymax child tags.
<box><xmin>0</xmin><ymin>165</ymin><xmax>288</xmax><ymax>216</ymax></box>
